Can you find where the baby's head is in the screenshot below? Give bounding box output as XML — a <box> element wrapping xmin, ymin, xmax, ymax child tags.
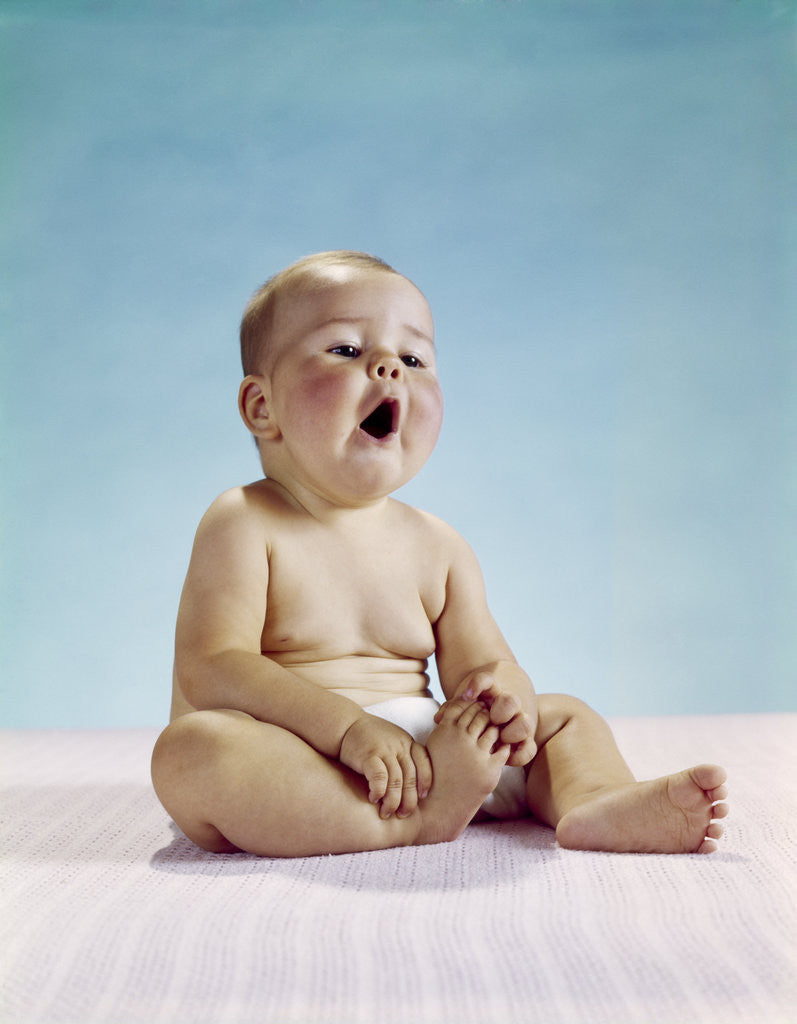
<box><xmin>237</xmin><ymin>250</ymin><xmax>442</xmax><ymax>507</ymax></box>
<box><xmin>240</xmin><ymin>250</ymin><xmax>404</xmax><ymax>377</ymax></box>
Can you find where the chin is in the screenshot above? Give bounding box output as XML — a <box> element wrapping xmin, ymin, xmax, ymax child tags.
<box><xmin>337</xmin><ymin>471</ymin><xmax>414</xmax><ymax>505</ymax></box>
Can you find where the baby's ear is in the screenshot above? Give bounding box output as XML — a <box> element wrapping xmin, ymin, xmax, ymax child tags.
<box><xmin>238</xmin><ymin>375</ymin><xmax>281</xmax><ymax>440</ymax></box>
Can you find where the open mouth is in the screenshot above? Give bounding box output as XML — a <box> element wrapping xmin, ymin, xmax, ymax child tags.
<box><xmin>359</xmin><ymin>399</ymin><xmax>397</xmax><ymax>440</ymax></box>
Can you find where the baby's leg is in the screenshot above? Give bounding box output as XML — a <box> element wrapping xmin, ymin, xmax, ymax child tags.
<box><xmin>152</xmin><ymin>709</ymin><xmax>421</xmax><ymax>856</ymax></box>
<box><xmin>151</xmin><ymin>703</ymin><xmax>505</xmax><ymax>857</ymax></box>
<box><xmin>419</xmin><ymin>699</ymin><xmax>510</xmax><ymax>844</ymax></box>
<box><xmin>525</xmin><ymin>695</ymin><xmax>729</xmax><ymax>854</ymax></box>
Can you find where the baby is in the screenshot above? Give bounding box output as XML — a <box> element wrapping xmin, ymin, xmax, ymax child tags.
<box><xmin>151</xmin><ymin>251</ymin><xmax>729</xmax><ymax>857</ymax></box>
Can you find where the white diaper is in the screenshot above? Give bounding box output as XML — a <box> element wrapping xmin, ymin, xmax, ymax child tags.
<box><xmin>365</xmin><ymin>695</ymin><xmax>529</xmax><ymax>820</ymax></box>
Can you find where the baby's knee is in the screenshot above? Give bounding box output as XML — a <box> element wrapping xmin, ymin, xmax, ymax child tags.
<box><xmin>535</xmin><ymin>693</ymin><xmax>597</xmax><ymax>738</ymax></box>
<box><xmin>151</xmin><ymin>710</ymin><xmax>238</xmax><ymax>794</ymax></box>
<box><xmin>151</xmin><ymin>713</ymin><xmax>242</xmax><ymax>854</ymax></box>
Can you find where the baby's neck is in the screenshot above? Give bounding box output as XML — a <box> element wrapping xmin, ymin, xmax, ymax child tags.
<box><xmin>264</xmin><ymin>475</ymin><xmax>394</xmax><ymax>525</ymax></box>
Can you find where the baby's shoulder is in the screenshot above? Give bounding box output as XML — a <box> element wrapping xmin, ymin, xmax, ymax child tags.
<box><xmin>388</xmin><ymin>501</ymin><xmax>473</xmax><ymax>562</ymax></box>
<box><xmin>195</xmin><ymin>480</ymin><xmax>291</xmax><ymax>542</ymax></box>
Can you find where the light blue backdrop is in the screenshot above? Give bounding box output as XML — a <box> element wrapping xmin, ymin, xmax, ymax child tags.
<box><xmin>2</xmin><ymin>0</ymin><xmax>794</xmax><ymax>728</ymax></box>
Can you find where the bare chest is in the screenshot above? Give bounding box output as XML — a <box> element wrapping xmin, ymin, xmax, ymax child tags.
<box><xmin>261</xmin><ymin>529</ymin><xmax>445</xmax><ymax>661</ymax></box>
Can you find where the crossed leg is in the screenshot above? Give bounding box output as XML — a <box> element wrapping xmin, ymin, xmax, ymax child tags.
<box><xmin>151</xmin><ymin>700</ymin><xmax>508</xmax><ymax>857</ymax></box>
<box><xmin>526</xmin><ymin>695</ymin><xmax>729</xmax><ymax>854</ymax></box>
<box><xmin>152</xmin><ymin>695</ymin><xmax>729</xmax><ymax>858</ymax></box>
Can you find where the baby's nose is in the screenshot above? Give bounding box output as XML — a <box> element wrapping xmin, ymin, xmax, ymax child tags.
<box><xmin>369</xmin><ymin>353</ymin><xmax>403</xmax><ymax>380</ymax></box>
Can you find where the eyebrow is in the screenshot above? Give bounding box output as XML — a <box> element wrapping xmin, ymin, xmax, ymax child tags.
<box><xmin>316</xmin><ymin>316</ymin><xmax>434</xmax><ymax>345</ymax></box>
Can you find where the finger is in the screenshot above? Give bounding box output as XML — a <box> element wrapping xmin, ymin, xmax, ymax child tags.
<box><xmin>411</xmin><ymin>742</ymin><xmax>433</xmax><ymax>802</ymax></box>
<box><xmin>498</xmin><ymin>714</ymin><xmax>532</xmax><ymax>746</ymax></box>
<box><xmin>458</xmin><ymin>671</ymin><xmax>497</xmax><ymax>704</ymax></box>
<box><xmin>506</xmin><ymin>738</ymin><xmax>537</xmax><ymax>767</ymax></box>
<box><xmin>489</xmin><ymin>692</ymin><xmax>521</xmax><ymax>726</ymax></box>
<box><xmin>395</xmin><ymin>752</ymin><xmax>419</xmax><ymax>818</ymax></box>
<box><xmin>379</xmin><ymin>758</ymin><xmax>405</xmax><ymax>819</ymax></box>
<box><xmin>363</xmin><ymin>756</ymin><xmax>389</xmax><ymax>804</ymax></box>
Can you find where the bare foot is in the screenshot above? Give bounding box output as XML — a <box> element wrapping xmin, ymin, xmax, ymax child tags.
<box><xmin>555</xmin><ymin>764</ymin><xmax>729</xmax><ymax>854</ymax></box>
<box><xmin>417</xmin><ymin>699</ymin><xmax>510</xmax><ymax>845</ymax></box>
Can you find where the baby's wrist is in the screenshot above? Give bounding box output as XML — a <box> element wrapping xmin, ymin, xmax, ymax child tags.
<box><xmin>335</xmin><ymin>712</ymin><xmax>369</xmax><ymax>759</ymax></box>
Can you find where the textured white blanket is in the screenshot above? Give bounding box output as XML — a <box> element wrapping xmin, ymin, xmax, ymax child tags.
<box><xmin>2</xmin><ymin>714</ymin><xmax>795</xmax><ymax>1024</ymax></box>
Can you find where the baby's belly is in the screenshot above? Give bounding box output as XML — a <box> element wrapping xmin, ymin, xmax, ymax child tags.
<box><xmin>272</xmin><ymin>653</ymin><xmax>432</xmax><ymax>708</ymax></box>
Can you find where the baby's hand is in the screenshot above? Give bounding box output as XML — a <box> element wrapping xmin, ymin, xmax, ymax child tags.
<box><xmin>439</xmin><ymin>669</ymin><xmax>538</xmax><ymax>767</ymax></box>
<box><xmin>338</xmin><ymin>715</ymin><xmax>433</xmax><ymax>819</ymax></box>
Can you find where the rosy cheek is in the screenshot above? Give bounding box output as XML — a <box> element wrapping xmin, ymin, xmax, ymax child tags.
<box><xmin>418</xmin><ymin>386</ymin><xmax>444</xmax><ymax>440</ymax></box>
<box><xmin>291</xmin><ymin>373</ymin><xmax>349</xmax><ymax>430</ymax></box>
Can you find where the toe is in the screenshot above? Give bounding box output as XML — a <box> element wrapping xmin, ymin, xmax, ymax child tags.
<box><xmin>693</xmin><ymin>764</ymin><xmax>727</xmax><ymax>791</ymax></box>
<box><xmin>477</xmin><ymin>724</ymin><xmax>500</xmax><ymax>751</ymax></box>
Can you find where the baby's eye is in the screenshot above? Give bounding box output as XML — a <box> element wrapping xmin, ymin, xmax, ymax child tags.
<box><xmin>401</xmin><ymin>354</ymin><xmax>424</xmax><ymax>368</ymax></box>
<box><xmin>329</xmin><ymin>344</ymin><xmax>360</xmax><ymax>359</ymax></box>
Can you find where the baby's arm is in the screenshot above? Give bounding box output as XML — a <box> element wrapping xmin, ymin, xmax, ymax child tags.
<box><xmin>433</xmin><ymin>528</ymin><xmax>538</xmax><ymax>767</ymax></box>
<box><xmin>174</xmin><ymin>489</ymin><xmax>430</xmax><ymax>817</ymax></box>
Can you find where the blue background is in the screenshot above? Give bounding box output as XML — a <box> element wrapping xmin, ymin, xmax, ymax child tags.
<box><xmin>2</xmin><ymin>0</ymin><xmax>794</xmax><ymax>728</ymax></box>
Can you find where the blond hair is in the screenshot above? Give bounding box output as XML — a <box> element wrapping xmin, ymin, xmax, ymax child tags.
<box><xmin>240</xmin><ymin>250</ymin><xmax>401</xmax><ymax>375</ymax></box>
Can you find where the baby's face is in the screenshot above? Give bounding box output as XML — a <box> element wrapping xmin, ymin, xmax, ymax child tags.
<box><xmin>262</xmin><ymin>268</ymin><xmax>443</xmax><ymax>507</ymax></box>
